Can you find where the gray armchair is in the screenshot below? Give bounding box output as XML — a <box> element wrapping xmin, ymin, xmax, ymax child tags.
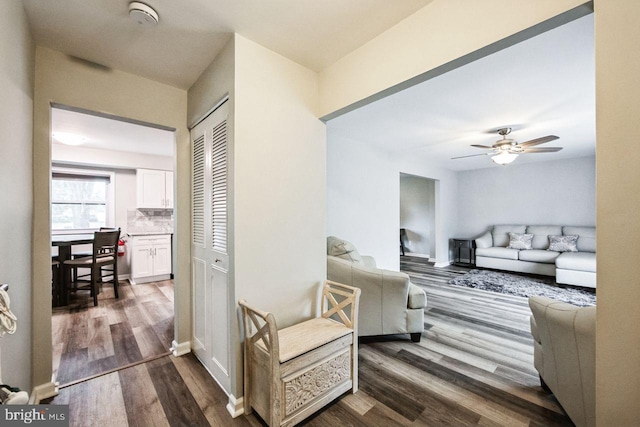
<box><xmin>326</xmin><ymin>236</ymin><xmax>427</xmax><ymax>342</ymax></box>
<box><xmin>529</xmin><ymin>296</ymin><xmax>595</xmax><ymax>427</ymax></box>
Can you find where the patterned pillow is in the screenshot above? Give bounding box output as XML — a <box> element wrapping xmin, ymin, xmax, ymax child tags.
<box><xmin>548</xmin><ymin>235</ymin><xmax>579</xmax><ymax>252</ymax></box>
<box><xmin>506</xmin><ymin>232</ymin><xmax>534</xmax><ymax>250</ymax></box>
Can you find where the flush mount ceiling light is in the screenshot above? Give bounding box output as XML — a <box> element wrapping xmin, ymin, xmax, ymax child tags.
<box><xmin>129</xmin><ymin>2</ymin><xmax>159</xmax><ymax>27</ymax></box>
<box><xmin>53</xmin><ymin>132</ymin><xmax>87</xmax><ymax>146</ymax></box>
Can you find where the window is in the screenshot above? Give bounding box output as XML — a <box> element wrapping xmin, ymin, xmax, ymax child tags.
<box><xmin>51</xmin><ymin>168</ymin><xmax>114</xmax><ymax>233</ymax></box>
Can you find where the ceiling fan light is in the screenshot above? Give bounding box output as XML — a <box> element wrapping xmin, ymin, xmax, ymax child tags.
<box><xmin>491</xmin><ymin>152</ymin><xmax>518</xmax><ymax>165</ymax></box>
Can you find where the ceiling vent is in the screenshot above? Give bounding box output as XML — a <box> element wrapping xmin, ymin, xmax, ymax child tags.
<box><xmin>128</xmin><ymin>2</ymin><xmax>159</xmax><ymax>27</ymax></box>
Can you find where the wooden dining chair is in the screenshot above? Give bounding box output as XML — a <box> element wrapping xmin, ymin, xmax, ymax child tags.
<box><xmin>63</xmin><ymin>228</ymin><xmax>120</xmax><ymax>306</ymax></box>
<box><xmin>70</xmin><ymin>227</ymin><xmax>120</xmax><ymax>287</ymax></box>
<box><xmin>71</xmin><ymin>227</ymin><xmax>118</xmax><ymax>258</ymax></box>
<box><xmin>51</xmin><ymin>260</ymin><xmax>60</xmax><ymax>307</ymax></box>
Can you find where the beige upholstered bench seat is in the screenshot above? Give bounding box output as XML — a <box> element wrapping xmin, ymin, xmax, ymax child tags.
<box><xmin>240</xmin><ymin>281</ymin><xmax>361</xmax><ymax>427</ymax></box>
<box><xmin>255</xmin><ymin>317</ymin><xmax>353</xmax><ymax>363</ymax></box>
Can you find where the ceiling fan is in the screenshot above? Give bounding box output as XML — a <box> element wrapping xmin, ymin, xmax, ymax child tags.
<box><xmin>452</xmin><ymin>128</ymin><xmax>562</xmax><ymax>165</ymax></box>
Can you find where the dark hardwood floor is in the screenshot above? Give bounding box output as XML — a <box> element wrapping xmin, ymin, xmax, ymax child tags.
<box><xmin>45</xmin><ymin>257</ymin><xmax>573</xmax><ymax>426</ymax></box>
<box><xmin>52</xmin><ymin>279</ymin><xmax>174</xmax><ymax>386</ymax></box>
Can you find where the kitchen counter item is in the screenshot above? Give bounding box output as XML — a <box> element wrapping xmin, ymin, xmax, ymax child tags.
<box><xmin>127</xmin><ymin>231</ymin><xmax>174</xmax><ymax>236</ymax></box>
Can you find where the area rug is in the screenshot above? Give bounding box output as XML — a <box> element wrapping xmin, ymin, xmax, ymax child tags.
<box><xmin>448</xmin><ymin>269</ymin><xmax>596</xmax><ymax>306</ymax></box>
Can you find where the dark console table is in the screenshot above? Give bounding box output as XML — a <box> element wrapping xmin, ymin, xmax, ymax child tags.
<box><xmin>451</xmin><ymin>238</ymin><xmax>476</xmax><ymax>267</ymax></box>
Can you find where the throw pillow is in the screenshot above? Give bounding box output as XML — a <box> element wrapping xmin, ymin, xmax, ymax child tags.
<box><xmin>506</xmin><ymin>232</ymin><xmax>534</xmax><ymax>250</ymax></box>
<box><xmin>326</xmin><ymin>236</ymin><xmax>364</xmax><ymax>264</ymax></box>
<box><xmin>548</xmin><ymin>235</ymin><xmax>579</xmax><ymax>252</ymax></box>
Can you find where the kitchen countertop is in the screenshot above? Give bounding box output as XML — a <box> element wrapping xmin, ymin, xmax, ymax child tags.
<box><xmin>127</xmin><ymin>231</ymin><xmax>174</xmax><ymax>236</ymax></box>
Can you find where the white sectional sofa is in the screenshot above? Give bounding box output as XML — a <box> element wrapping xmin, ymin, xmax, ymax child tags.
<box><xmin>474</xmin><ymin>225</ymin><xmax>596</xmax><ymax>288</ymax></box>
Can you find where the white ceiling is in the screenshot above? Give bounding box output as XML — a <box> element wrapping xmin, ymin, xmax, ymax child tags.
<box><xmin>52</xmin><ymin>107</ymin><xmax>174</xmax><ymax>157</ymax></box>
<box><xmin>28</xmin><ymin>2</ymin><xmax>594</xmax><ymax>168</ymax></box>
<box><xmin>327</xmin><ymin>14</ymin><xmax>595</xmax><ymax>171</ymax></box>
<box><xmin>23</xmin><ymin>0</ymin><xmax>431</xmax><ymax>89</ymax></box>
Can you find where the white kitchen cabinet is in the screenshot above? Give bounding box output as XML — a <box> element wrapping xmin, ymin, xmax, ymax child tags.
<box><xmin>129</xmin><ymin>234</ymin><xmax>172</xmax><ymax>284</ymax></box>
<box><xmin>136</xmin><ymin>169</ymin><xmax>174</xmax><ymax>209</ymax></box>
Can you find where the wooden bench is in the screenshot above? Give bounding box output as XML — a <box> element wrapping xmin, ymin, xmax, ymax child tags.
<box><xmin>239</xmin><ymin>280</ymin><xmax>360</xmax><ymax>427</ymax></box>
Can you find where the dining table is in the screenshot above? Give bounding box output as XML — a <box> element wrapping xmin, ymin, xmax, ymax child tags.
<box><xmin>51</xmin><ymin>233</ymin><xmax>94</xmax><ymax>306</ymax></box>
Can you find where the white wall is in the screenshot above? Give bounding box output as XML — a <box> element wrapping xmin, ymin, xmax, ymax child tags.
<box><xmin>187</xmin><ymin>34</ymin><xmax>326</xmax><ymax>401</ymax></box>
<box><xmin>187</xmin><ymin>35</ymin><xmax>238</xmax><ymax>397</ymax></box>
<box><xmin>52</xmin><ymin>144</ymin><xmax>174</xmax><ymax>171</ymax></box>
<box><xmin>318</xmin><ymin>0</ymin><xmax>588</xmax><ymax>118</ymax></box>
<box><xmin>326</xmin><ymin>136</ymin><xmax>595</xmax><ymax>270</ymax></box>
<box><xmin>51</xmin><ymin>147</ymin><xmax>174</xmax><ymax>232</ymax></box>
<box><xmin>187</xmin><ymin>35</ymin><xmax>234</xmax><ymax>128</ymax></box>
<box><xmin>327</xmin><ymin>136</ymin><xmax>398</xmax><ymax>268</ymax></box>
<box><xmin>22</xmin><ymin>1</ymin><xmax>637</xmax><ymax>421</ymax></box>
<box><xmin>233</xmin><ymin>32</ymin><xmax>326</xmax><ymax>398</ymax></box>
<box><xmin>324</xmin><ymin>2</ymin><xmax>640</xmax><ymax>422</ymax></box>
<box><xmin>397</xmin><ymin>153</ymin><xmax>458</xmax><ymax>268</ymax></box>
<box><xmin>32</xmin><ymin>46</ymin><xmax>188</xmax><ymax>395</ymax></box>
<box><xmin>455</xmin><ymin>156</ymin><xmax>596</xmax><ymax>238</ymax></box>
<box><xmin>400</xmin><ymin>174</ymin><xmax>435</xmax><ymax>257</ymax></box>
<box><xmin>0</xmin><ymin>1</ymin><xmax>34</xmax><ymax>390</ymax></box>
<box><xmin>52</xmin><ymin>147</ymin><xmax>174</xmax><ymax>275</ymax></box>
<box><xmin>327</xmin><ymin>131</ymin><xmax>457</xmax><ymax>270</ymax></box>
<box><xmin>595</xmin><ymin>1</ymin><xmax>640</xmax><ymax>423</ymax></box>
<box><xmin>234</xmin><ymin>34</ymin><xmax>326</xmax><ymax>327</ymax></box>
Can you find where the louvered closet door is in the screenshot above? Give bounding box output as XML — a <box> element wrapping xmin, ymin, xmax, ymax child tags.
<box><xmin>191</xmin><ymin>100</ymin><xmax>231</xmax><ymax>392</ymax></box>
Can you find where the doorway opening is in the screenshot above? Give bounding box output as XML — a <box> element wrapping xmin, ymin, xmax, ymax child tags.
<box><xmin>50</xmin><ymin>105</ymin><xmax>176</xmax><ymax>386</ymax></box>
<box><xmin>400</xmin><ymin>173</ymin><xmax>437</xmax><ymax>262</ymax></box>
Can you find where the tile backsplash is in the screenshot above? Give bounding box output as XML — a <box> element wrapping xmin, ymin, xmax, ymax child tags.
<box><xmin>127</xmin><ymin>209</ymin><xmax>174</xmax><ymax>233</ymax></box>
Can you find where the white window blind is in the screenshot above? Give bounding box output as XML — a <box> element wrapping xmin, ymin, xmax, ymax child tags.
<box><xmin>51</xmin><ymin>170</ymin><xmax>111</xmax><ymax>231</ymax></box>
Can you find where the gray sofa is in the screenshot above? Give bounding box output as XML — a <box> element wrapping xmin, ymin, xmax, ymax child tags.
<box><xmin>326</xmin><ymin>236</ymin><xmax>427</xmax><ymax>342</ymax></box>
<box><xmin>529</xmin><ymin>296</ymin><xmax>595</xmax><ymax>427</ymax></box>
<box><xmin>474</xmin><ymin>225</ymin><xmax>596</xmax><ymax>288</ymax></box>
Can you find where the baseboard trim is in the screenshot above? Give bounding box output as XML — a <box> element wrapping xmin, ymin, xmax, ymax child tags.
<box><xmin>404</xmin><ymin>252</ymin><xmax>430</xmax><ymax>259</ymax></box>
<box><xmin>171</xmin><ymin>340</ymin><xmax>191</xmax><ymax>357</ymax></box>
<box><xmin>130</xmin><ymin>274</ymin><xmax>171</xmax><ymax>285</ymax></box>
<box><xmin>227</xmin><ymin>394</ymin><xmax>244</xmax><ymax>418</ymax></box>
<box><xmin>30</xmin><ymin>381</ymin><xmax>58</xmax><ymax>403</ymax></box>
<box><xmin>434</xmin><ymin>261</ymin><xmax>451</xmax><ymax>268</ymax></box>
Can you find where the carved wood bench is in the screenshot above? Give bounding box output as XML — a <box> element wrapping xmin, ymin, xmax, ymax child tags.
<box><xmin>239</xmin><ymin>280</ymin><xmax>360</xmax><ymax>427</ymax></box>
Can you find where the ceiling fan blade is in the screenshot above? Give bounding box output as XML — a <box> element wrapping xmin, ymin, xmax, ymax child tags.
<box><xmin>451</xmin><ymin>153</ymin><xmax>490</xmax><ymax>160</ymax></box>
<box><xmin>521</xmin><ymin>147</ymin><xmax>563</xmax><ymax>153</ymax></box>
<box><xmin>471</xmin><ymin>144</ymin><xmax>494</xmax><ymax>149</ymax></box>
<box><xmin>518</xmin><ymin>135</ymin><xmax>559</xmax><ymax>147</ymax></box>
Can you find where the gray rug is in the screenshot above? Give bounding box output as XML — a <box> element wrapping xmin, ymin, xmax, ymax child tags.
<box><xmin>449</xmin><ymin>269</ymin><xmax>596</xmax><ymax>306</ymax></box>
